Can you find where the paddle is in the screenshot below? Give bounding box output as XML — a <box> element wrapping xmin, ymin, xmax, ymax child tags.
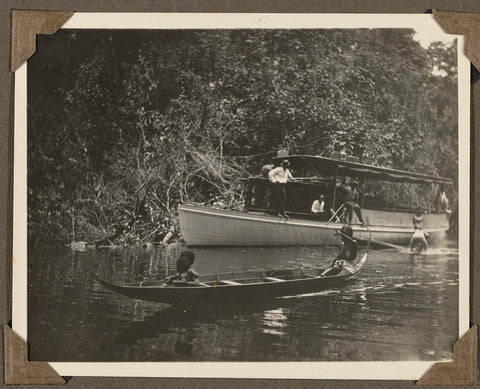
<box><xmin>350</xmin><ymin>224</ymin><xmax>407</xmax><ymax>252</ymax></box>
<box><xmin>356</xmin><ymin>237</ymin><xmax>405</xmax><ymax>251</ymax></box>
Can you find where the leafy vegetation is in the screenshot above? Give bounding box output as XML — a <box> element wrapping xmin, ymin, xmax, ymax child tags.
<box><xmin>27</xmin><ymin>29</ymin><xmax>458</xmax><ymax>247</ymax></box>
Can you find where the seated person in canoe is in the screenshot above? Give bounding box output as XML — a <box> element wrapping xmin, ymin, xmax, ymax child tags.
<box><xmin>164</xmin><ymin>250</ymin><xmax>200</xmax><ymax>286</ymax></box>
<box><xmin>322</xmin><ymin>225</ymin><xmax>358</xmax><ymax>276</ymax></box>
<box><xmin>179</xmin><ymin>250</ymin><xmax>199</xmax><ymax>279</ymax></box>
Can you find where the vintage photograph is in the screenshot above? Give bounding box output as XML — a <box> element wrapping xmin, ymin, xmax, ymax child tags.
<box><xmin>20</xmin><ymin>14</ymin><xmax>467</xmax><ymax>375</ymax></box>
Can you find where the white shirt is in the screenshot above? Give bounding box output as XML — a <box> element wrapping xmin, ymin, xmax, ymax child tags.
<box><xmin>311</xmin><ymin>199</ymin><xmax>325</xmax><ymax>214</ymax></box>
<box><xmin>439</xmin><ymin>191</ymin><xmax>449</xmax><ymax>209</ymax></box>
<box><xmin>268</xmin><ymin>167</ymin><xmax>293</xmax><ymax>184</ymax></box>
<box><xmin>411</xmin><ymin>229</ymin><xmax>426</xmax><ymax>240</ymax></box>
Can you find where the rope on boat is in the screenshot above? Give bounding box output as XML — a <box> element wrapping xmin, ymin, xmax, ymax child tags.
<box><xmin>362</xmin><ymin>224</ymin><xmax>372</xmax><ymax>253</ymax></box>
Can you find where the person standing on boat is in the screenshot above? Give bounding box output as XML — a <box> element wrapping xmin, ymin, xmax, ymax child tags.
<box><xmin>311</xmin><ymin>194</ymin><xmax>326</xmax><ymax>216</ymax></box>
<box><xmin>435</xmin><ymin>186</ymin><xmax>450</xmax><ymax>213</ymax></box>
<box><xmin>340</xmin><ymin>179</ymin><xmax>364</xmax><ymax>225</ymax></box>
<box><xmin>322</xmin><ymin>226</ymin><xmax>358</xmax><ymax>276</ymax></box>
<box><xmin>268</xmin><ymin>159</ymin><xmax>295</xmax><ymax>218</ymax></box>
<box><xmin>254</xmin><ymin>164</ymin><xmax>274</xmax><ymax>207</ymax></box>
<box><xmin>261</xmin><ymin>164</ymin><xmax>275</xmax><ymax>178</ymax></box>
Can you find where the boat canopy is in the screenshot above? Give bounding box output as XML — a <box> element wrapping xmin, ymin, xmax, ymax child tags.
<box><xmin>272</xmin><ymin>155</ymin><xmax>452</xmax><ymax>185</ymax></box>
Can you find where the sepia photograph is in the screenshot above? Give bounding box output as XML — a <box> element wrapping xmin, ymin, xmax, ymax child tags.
<box><xmin>14</xmin><ymin>13</ymin><xmax>470</xmax><ymax>379</ymax></box>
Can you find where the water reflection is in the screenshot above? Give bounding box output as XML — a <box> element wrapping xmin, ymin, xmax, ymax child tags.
<box><xmin>28</xmin><ymin>243</ymin><xmax>459</xmax><ymax>362</ymax></box>
<box><xmin>262</xmin><ymin>308</ymin><xmax>287</xmax><ymax>336</ymax></box>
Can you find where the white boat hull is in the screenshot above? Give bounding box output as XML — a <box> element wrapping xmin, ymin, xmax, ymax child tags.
<box><xmin>178</xmin><ymin>204</ymin><xmax>450</xmax><ymax>247</ymax></box>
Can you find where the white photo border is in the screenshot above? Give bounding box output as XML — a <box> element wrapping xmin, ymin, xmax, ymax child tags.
<box><xmin>13</xmin><ymin>12</ymin><xmax>470</xmax><ymax>379</ymax></box>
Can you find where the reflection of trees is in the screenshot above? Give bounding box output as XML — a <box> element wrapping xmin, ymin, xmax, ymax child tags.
<box><xmin>92</xmin><ymin>243</ymin><xmax>185</xmax><ymax>284</ymax></box>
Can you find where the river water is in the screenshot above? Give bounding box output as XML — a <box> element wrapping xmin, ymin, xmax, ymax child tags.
<box><xmin>28</xmin><ymin>243</ymin><xmax>459</xmax><ymax>362</ymax></box>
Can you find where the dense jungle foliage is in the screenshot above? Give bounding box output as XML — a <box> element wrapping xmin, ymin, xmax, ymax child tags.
<box><xmin>28</xmin><ymin>29</ymin><xmax>458</xmax><ymax>247</ymax></box>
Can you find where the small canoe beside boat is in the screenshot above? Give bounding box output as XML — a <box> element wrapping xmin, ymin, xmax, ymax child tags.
<box><xmin>93</xmin><ymin>253</ymin><xmax>368</xmax><ymax>305</ymax></box>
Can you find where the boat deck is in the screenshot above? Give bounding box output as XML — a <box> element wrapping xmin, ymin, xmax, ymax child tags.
<box><xmin>193</xmin><ymin>267</ymin><xmax>325</xmax><ymax>287</ymax></box>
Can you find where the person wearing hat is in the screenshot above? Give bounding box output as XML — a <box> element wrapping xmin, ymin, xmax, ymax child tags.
<box><xmin>322</xmin><ymin>225</ymin><xmax>358</xmax><ymax>276</ymax></box>
<box><xmin>268</xmin><ymin>159</ymin><xmax>295</xmax><ymax>218</ymax></box>
<box><xmin>311</xmin><ymin>193</ymin><xmax>326</xmax><ymax>216</ymax></box>
<box><xmin>246</xmin><ymin>164</ymin><xmax>275</xmax><ymax>208</ymax></box>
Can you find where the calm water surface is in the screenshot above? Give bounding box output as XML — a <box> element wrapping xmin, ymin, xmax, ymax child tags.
<box><xmin>28</xmin><ymin>243</ymin><xmax>459</xmax><ymax>362</ymax></box>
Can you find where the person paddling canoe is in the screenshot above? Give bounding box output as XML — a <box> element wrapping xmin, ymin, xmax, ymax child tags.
<box><xmin>164</xmin><ymin>250</ymin><xmax>200</xmax><ymax>286</ymax></box>
<box><xmin>322</xmin><ymin>225</ymin><xmax>358</xmax><ymax>276</ymax></box>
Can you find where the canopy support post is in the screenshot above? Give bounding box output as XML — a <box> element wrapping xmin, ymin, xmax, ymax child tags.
<box><xmin>332</xmin><ymin>165</ymin><xmax>339</xmax><ymax>210</ymax></box>
<box><xmin>307</xmin><ymin>161</ymin><xmax>321</xmax><ymax>177</ymax></box>
<box><xmin>361</xmin><ymin>173</ymin><xmax>366</xmax><ymax>208</ymax></box>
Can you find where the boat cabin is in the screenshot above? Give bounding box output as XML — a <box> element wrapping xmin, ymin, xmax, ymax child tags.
<box><xmin>244</xmin><ymin>154</ymin><xmax>453</xmax><ymax>220</ymax></box>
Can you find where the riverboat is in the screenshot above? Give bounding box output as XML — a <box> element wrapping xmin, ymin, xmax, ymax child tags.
<box><xmin>92</xmin><ymin>252</ymin><xmax>367</xmax><ymax>305</ymax></box>
<box><xmin>178</xmin><ymin>154</ymin><xmax>452</xmax><ymax>246</ymax></box>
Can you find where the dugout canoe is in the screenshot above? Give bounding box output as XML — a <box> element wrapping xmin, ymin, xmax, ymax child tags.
<box><xmin>92</xmin><ymin>253</ymin><xmax>367</xmax><ymax>305</ymax></box>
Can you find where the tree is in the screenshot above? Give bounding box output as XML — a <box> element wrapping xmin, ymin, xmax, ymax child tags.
<box><xmin>27</xmin><ymin>29</ymin><xmax>459</xmax><ymax>246</ymax></box>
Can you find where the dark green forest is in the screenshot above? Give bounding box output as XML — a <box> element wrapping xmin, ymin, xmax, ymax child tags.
<box><xmin>27</xmin><ymin>29</ymin><xmax>458</xmax><ymax>247</ymax></box>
